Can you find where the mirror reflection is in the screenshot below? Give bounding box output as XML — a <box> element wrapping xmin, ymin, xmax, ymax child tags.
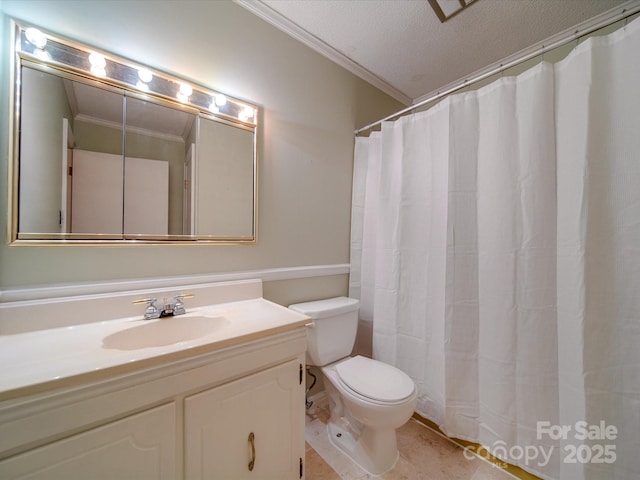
<box><xmin>11</xmin><ymin>21</ymin><xmax>257</xmax><ymax>244</ymax></box>
<box><xmin>123</xmin><ymin>96</ymin><xmax>196</xmax><ymax>236</ymax></box>
<box><xmin>196</xmin><ymin>117</ymin><xmax>255</xmax><ymax>237</ymax></box>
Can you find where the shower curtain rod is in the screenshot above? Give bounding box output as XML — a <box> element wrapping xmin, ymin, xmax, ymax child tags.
<box><xmin>355</xmin><ymin>2</ymin><xmax>640</xmax><ymax>136</ymax></box>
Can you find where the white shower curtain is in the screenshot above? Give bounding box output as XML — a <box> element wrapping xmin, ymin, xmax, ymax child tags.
<box><xmin>350</xmin><ymin>17</ymin><xmax>640</xmax><ymax>480</ymax></box>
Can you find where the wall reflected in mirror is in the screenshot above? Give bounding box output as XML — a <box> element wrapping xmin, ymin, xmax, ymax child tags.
<box><xmin>11</xmin><ymin>20</ymin><xmax>258</xmax><ymax>244</ymax></box>
<box><xmin>197</xmin><ymin>117</ymin><xmax>254</xmax><ymax>237</ymax></box>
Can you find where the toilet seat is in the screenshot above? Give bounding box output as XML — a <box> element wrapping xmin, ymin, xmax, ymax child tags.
<box><xmin>334</xmin><ymin>356</ymin><xmax>415</xmax><ymax>405</ymax></box>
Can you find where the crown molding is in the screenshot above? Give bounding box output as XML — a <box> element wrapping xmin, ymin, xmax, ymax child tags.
<box><xmin>234</xmin><ymin>0</ymin><xmax>412</xmax><ymax>106</ymax></box>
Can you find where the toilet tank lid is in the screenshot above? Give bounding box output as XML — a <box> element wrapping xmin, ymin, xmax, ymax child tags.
<box><xmin>288</xmin><ymin>296</ymin><xmax>359</xmax><ymax>319</ymax></box>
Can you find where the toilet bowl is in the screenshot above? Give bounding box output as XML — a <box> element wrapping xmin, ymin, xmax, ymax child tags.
<box><xmin>289</xmin><ymin>297</ymin><xmax>417</xmax><ymax>475</ymax></box>
<box><xmin>322</xmin><ymin>355</ymin><xmax>417</xmax><ymax>474</ymax></box>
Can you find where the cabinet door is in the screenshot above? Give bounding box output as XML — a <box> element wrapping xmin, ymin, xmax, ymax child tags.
<box><xmin>0</xmin><ymin>403</ymin><xmax>176</xmax><ymax>480</ymax></box>
<box><xmin>185</xmin><ymin>359</ymin><xmax>305</xmax><ymax>479</ymax></box>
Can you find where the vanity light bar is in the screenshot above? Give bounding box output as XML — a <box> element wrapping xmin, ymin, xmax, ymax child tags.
<box><xmin>15</xmin><ymin>22</ymin><xmax>258</xmax><ymax>126</ymax></box>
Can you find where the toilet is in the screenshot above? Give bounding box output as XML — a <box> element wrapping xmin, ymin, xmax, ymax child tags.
<box><xmin>289</xmin><ymin>297</ymin><xmax>417</xmax><ymax>475</ymax></box>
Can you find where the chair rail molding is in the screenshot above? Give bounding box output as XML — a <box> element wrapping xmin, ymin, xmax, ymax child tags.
<box><xmin>0</xmin><ymin>264</ymin><xmax>351</xmax><ymax>304</ymax></box>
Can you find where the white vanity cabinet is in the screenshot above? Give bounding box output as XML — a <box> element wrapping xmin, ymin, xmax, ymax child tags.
<box><xmin>185</xmin><ymin>359</ymin><xmax>304</xmax><ymax>479</ymax></box>
<box><xmin>0</xmin><ymin>326</ymin><xmax>308</xmax><ymax>480</ymax></box>
<box><xmin>0</xmin><ymin>403</ymin><xmax>176</xmax><ymax>480</ymax></box>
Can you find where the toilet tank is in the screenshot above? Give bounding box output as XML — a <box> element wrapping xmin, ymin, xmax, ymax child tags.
<box><xmin>289</xmin><ymin>297</ymin><xmax>359</xmax><ymax>367</ymax></box>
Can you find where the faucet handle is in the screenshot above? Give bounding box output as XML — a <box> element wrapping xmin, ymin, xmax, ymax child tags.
<box><xmin>175</xmin><ymin>293</ymin><xmax>194</xmax><ymax>300</ymax></box>
<box><xmin>133</xmin><ymin>297</ymin><xmax>159</xmax><ymax>320</ymax></box>
<box><xmin>173</xmin><ymin>293</ymin><xmax>194</xmax><ymax>315</ymax></box>
<box><xmin>132</xmin><ymin>297</ymin><xmax>157</xmax><ymax>305</ymax></box>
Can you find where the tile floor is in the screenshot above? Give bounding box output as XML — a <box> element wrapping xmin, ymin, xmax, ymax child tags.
<box><xmin>305</xmin><ymin>394</ymin><xmax>517</xmax><ymax>480</ymax></box>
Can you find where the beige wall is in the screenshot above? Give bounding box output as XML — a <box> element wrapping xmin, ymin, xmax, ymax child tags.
<box><xmin>0</xmin><ymin>1</ymin><xmax>402</xmax><ymax>297</ymax></box>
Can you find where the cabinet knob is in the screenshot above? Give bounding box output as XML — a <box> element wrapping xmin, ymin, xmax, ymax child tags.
<box><xmin>248</xmin><ymin>432</ymin><xmax>255</xmax><ymax>471</ymax></box>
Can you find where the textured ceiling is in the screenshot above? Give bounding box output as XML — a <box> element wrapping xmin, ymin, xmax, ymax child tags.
<box><xmin>238</xmin><ymin>0</ymin><xmax>632</xmax><ymax>104</ymax></box>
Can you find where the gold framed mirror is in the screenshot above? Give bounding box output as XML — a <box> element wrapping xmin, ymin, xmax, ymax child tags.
<box><xmin>8</xmin><ymin>20</ymin><xmax>258</xmax><ymax>245</ymax></box>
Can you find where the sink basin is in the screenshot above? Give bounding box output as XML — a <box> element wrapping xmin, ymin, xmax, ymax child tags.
<box><xmin>102</xmin><ymin>314</ymin><xmax>226</xmax><ymax>350</ymax></box>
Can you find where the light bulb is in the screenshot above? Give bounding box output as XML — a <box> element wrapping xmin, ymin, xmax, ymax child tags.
<box><xmin>89</xmin><ymin>52</ymin><xmax>106</xmax><ymax>68</ymax></box>
<box><xmin>176</xmin><ymin>83</ymin><xmax>192</xmax><ymax>103</ymax></box>
<box><xmin>25</xmin><ymin>28</ymin><xmax>47</xmax><ymax>50</ymax></box>
<box><xmin>138</xmin><ymin>68</ymin><xmax>153</xmax><ymax>83</ymax></box>
<box><xmin>179</xmin><ymin>83</ymin><xmax>193</xmax><ymax>96</ymax></box>
<box><xmin>239</xmin><ymin>106</ymin><xmax>255</xmax><ymax>122</ymax></box>
<box><xmin>90</xmin><ymin>66</ymin><xmax>106</xmax><ymax>77</ymax></box>
<box><xmin>34</xmin><ymin>49</ymin><xmax>51</xmax><ymax>62</ymax></box>
<box><xmin>214</xmin><ymin>94</ymin><xmax>227</xmax><ymax>107</ymax></box>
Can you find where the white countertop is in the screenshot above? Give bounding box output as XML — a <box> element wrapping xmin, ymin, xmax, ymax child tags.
<box><xmin>0</xmin><ymin>298</ymin><xmax>310</xmax><ymax>401</ymax></box>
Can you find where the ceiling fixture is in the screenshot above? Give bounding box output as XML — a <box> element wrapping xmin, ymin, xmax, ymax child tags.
<box><xmin>427</xmin><ymin>0</ymin><xmax>478</xmax><ymax>23</ymax></box>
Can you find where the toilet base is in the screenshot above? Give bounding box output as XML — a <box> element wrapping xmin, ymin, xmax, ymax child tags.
<box><xmin>327</xmin><ymin>419</ymin><xmax>399</xmax><ymax>476</ymax></box>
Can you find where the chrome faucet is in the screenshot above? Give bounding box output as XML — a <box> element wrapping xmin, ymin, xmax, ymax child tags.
<box><xmin>133</xmin><ymin>293</ymin><xmax>194</xmax><ymax>320</ymax></box>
